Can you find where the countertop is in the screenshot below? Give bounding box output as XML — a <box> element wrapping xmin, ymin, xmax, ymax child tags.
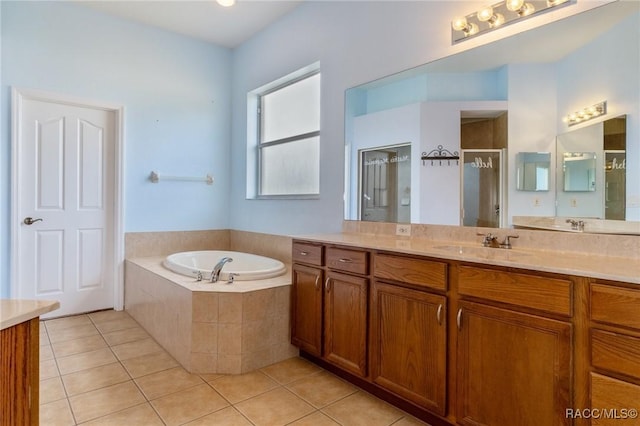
<box><xmin>1</xmin><ymin>299</ymin><xmax>60</xmax><ymax>330</ymax></box>
<box><xmin>296</xmin><ymin>233</ymin><xmax>640</xmax><ymax>284</ymax></box>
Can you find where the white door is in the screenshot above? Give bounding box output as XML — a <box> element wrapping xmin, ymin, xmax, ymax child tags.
<box><xmin>14</xmin><ymin>94</ymin><xmax>117</xmax><ymax>318</ymax></box>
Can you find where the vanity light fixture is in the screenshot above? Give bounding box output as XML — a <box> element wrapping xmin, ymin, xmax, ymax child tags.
<box><xmin>451</xmin><ymin>0</ymin><xmax>574</xmax><ymax>43</ymax></box>
<box><xmin>563</xmin><ymin>101</ymin><xmax>607</xmax><ymax>126</ymax></box>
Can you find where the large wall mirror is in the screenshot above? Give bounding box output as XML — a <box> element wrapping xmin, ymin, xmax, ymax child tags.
<box><xmin>344</xmin><ymin>1</ymin><xmax>639</xmax><ymax>231</ymax></box>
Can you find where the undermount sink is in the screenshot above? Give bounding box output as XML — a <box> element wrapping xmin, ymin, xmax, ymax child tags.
<box><xmin>432</xmin><ymin>245</ymin><xmax>531</xmax><ymax>258</ymax></box>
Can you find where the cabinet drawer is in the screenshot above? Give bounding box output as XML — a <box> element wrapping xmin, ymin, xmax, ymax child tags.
<box><xmin>373</xmin><ymin>254</ymin><xmax>447</xmax><ymax>291</ymax></box>
<box><xmin>326</xmin><ymin>247</ymin><xmax>368</xmax><ymax>275</ymax></box>
<box><xmin>292</xmin><ymin>242</ymin><xmax>323</xmax><ymax>266</ymax></box>
<box><xmin>591</xmin><ymin>373</ymin><xmax>640</xmax><ymax>425</ymax></box>
<box><xmin>592</xmin><ymin>329</ymin><xmax>640</xmax><ymax>380</ymax></box>
<box><xmin>458</xmin><ymin>266</ymin><xmax>572</xmax><ymax>316</ymax></box>
<box><xmin>591</xmin><ymin>284</ymin><xmax>640</xmax><ymax>330</ymax></box>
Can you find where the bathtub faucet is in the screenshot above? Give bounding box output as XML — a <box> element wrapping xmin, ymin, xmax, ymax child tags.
<box><xmin>210</xmin><ymin>257</ymin><xmax>233</xmax><ymax>283</ymax></box>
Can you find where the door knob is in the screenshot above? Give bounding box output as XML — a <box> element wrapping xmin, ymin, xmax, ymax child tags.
<box><xmin>23</xmin><ymin>217</ymin><xmax>43</xmax><ymax>225</ymax></box>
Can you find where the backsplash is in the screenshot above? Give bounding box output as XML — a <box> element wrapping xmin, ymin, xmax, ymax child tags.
<box><xmin>125</xmin><ymin>230</ymin><xmax>292</xmax><ymax>264</ymax></box>
<box><xmin>342</xmin><ymin>221</ymin><xmax>639</xmax><ymax>259</ymax></box>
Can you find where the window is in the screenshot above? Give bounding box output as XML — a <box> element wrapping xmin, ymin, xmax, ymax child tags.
<box><xmin>252</xmin><ymin>69</ymin><xmax>320</xmax><ymax>197</ymax></box>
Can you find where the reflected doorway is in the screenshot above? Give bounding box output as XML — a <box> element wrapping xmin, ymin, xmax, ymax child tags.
<box><xmin>459</xmin><ymin>111</ymin><xmax>507</xmax><ymax>228</ymax></box>
<box><xmin>359</xmin><ymin>144</ymin><xmax>411</xmax><ymax>223</ymax></box>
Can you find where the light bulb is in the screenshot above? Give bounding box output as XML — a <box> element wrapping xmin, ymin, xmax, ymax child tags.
<box><xmin>506</xmin><ymin>0</ymin><xmax>525</xmax><ymax>11</ymax></box>
<box><xmin>452</xmin><ymin>16</ymin><xmax>469</xmax><ymax>31</ymax></box>
<box><xmin>519</xmin><ymin>3</ymin><xmax>535</xmax><ymax>16</ymax></box>
<box><xmin>467</xmin><ymin>22</ymin><xmax>479</xmax><ymax>35</ymax></box>
<box><xmin>217</xmin><ymin>0</ymin><xmax>235</xmax><ymax>7</ymax></box>
<box><xmin>547</xmin><ymin>0</ymin><xmax>568</xmax><ymax>6</ymax></box>
<box><xmin>491</xmin><ymin>13</ymin><xmax>505</xmax><ymax>27</ymax></box>
<box><xmin>477</xmin><ymin>6</ymin><xmax>494</xmax><ymax>22</ymax></box>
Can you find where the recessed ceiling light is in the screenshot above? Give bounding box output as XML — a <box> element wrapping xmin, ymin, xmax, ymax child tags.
<box><xmin>217</xmin><ymin>0</ymin><xmax>236</xmax><ymax>7</ymax></box>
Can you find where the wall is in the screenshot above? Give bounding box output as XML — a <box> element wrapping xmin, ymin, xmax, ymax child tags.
<box><xmin>0</xmin><ymin>2</ymin><xmax>231</xmax><ymax>296</ymax></box>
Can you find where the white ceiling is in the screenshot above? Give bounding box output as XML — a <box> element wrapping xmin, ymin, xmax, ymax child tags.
<box><xmin>74</xmin><ymin>0</ymin><xmax>303</xmax><ymax>48</ymax></box>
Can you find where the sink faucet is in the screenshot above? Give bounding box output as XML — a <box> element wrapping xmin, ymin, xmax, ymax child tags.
<box><xmin>566</xmin><ymin>219</ymin><xmax>585</xmax><ymax>231</ymax></box>
<box><xmin>210</xmin><ymin>257</ymin><xmax>233</xmax><ymax>283</ymax></box>
<box><xmin>477</xmin><ymin>233</ymin><xmax>499</xmax><ymax>248</ymax></box>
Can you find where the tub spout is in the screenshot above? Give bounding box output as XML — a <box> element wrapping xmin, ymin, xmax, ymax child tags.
<box><xmin>210</xmin><ymin>257</ymin><xmax>233</xmax><ymax>283</ymax></box>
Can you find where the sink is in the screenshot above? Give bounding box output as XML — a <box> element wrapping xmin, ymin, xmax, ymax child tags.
<box><xmin>432</xmin><ymin>245</ymin><xmax>531</xmax><ymax>258</ymax></box>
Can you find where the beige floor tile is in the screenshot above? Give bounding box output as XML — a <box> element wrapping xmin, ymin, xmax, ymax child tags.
<box><xmin>48</xmin><ymin>323</ymin><xmax>100</xmax><ymax>344</ymax></box>
<box><xmin>88</xmin><ymin>309</ymin><xmax>132</xmax><ymax>325</ymax></box>
<box><xmin>121</xmin><ymin>350</ymin><xmax>179</xmax><ymax>378</ymax></box>
<box><xmin>40</xmin><ymin>376</ymin><xmax>67</xmax><ymax>405</ymax></box>
<box><xmin>40</xmin><ymin>358</ymin><xmax>60</xmax><ymax>379</ymax></box>
<box><xmin>94</xmin><ymin>317</ymin><xmax>140</xmax><ymax>334</ymax></box>
<box><xmin>40</xmin><ymin>398</ymin><xmax>76</xmax><ymax>426</ymax></box>
<box><xmin>40</xmin><ymin>328</ymin><xmax>50</xmax><ymax>346</ymax></box>
<box><xmin>260</xmin><ymin>357</ymin><xmax>321</xmax><ymax>384</ymax></box>
<box><xmin>322</xmin><ymin>391</ymin><xmax>404</xmax><ymax>426</ymax></box>
<box><xmin>52</xmin><ymin>334</ymin><xmax>107</xmax><ymax>358</ymax></box>
<box><xmin>135</xmin><ymin>366</ymin><xmax>204</xmax><ymax>400</ymax></box>
<box><xmin>80</xmin><ymin>402</ymin><xmax>164</xmax><ymax>425</ymax></box>
<box><xmin>45</xmin><ymin>315</ymin><xmax>92</xmax><ymax>331</ymax></box>
<box><xmin>393</xmin><ymin>416</ymin><xmax>431</xmax><ymax>425</ymax></box>
<box><xmin>210</xmin><ymin>371</ymin><xmax>279</xmax><ymax>404</ymax></box>
<box><xmin>62</xmin><ymin>362</ymin><xmax>131</xmax><ymax>396</ymax></box>
<box><xmin>101</xmin><ymin>326</ymin><xmax>150</xmax><ymax>346</ymax></box>
<box><xmin>57</xmin><ymin>348</ymin><xmax>118</xmax><ymax>375</ymax></box>
<box><xmin>151</xmin><ymin>384</ymin><xmax>230</xmax><ymax>425</ymax></box>
<box><xmin>110</xmin><ymin>337</ymin><xmax>163</xmax><ymax>361</ymax></box>
<box><xmin>184</xmin><ymin>406</ymin><xmax>253</xmax><ymax>425</ymax></box>
<box><xmin>235</xmin><ymin>387</ymin><xmax>315</xmax><ymax>426</ymax></box>
<box><xmin>199</xmin><ymin>372</ymin><xmax>225</xmax><ymax>382</ymax></box>
<box><xmin>289</xmin><ymin>411</ymin><xmax>341</xmax><ymax>425</ymax></box>
<box><xmin>287</xmin><ymin>371</ymin><xmax>358</xmax><ymax>408</ymax></box>
<box><xmin>68</xmin><ymin>381</ymin><xmax>146</xmax><ymax>424</ymax></box>
<box><xmin>41</xmin><ymin>344</ymin><xmax>54</xmax><ymax>361</ymax></box>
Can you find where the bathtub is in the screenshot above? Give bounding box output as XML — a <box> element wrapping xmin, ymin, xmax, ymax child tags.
<box><xmin>163</xmin><ymin>250</ymin><xmax>287</xmax><ymax>281</ymax></box>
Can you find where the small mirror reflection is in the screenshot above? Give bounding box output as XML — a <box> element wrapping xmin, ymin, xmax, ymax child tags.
<box><xmin>563</xmin><ymin>152</ymin><xmax>596</xmax><ymax>192</ymax></box>
<box><xmin>516</xmin><ymin>152</ymin><xmax>550</xmax><ymax>191</ymax></box>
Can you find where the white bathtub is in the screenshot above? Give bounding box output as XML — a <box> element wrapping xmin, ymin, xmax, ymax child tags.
<box><xmin>163</xmin><ymin>250</ymin><xmax>287</xmax><ymax>281</ymax></box>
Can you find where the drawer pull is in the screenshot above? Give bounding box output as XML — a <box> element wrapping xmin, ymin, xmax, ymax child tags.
<box><xmin>457</xmin><ymin>308</ymin><xmax>463</xmax><ymax>330</ymax></box>
<box><xmin>437</xmin><ymin>304</ymin><xmax>443</xmax><ymax>325</ymax></box>
<box><xmin>314</xmin><ymin>276</ymin><xmax>320</xmax><ymax>290</ymax></box>
<box><xmin>338</xmin><ymin>258</ymin><xmax>352</xmax><ymax>263</ymax></box>
<box><xmin>299</xmin><ymin>251</ymin><xmax>309</xmax><ymax>256</ymax></box>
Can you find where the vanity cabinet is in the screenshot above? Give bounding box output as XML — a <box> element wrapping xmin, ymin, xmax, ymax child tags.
<box><xmin>589</xmin><ymin>281</ymin><xmax>640</xmax><ymax>425</ymax></box>
<box><xmin>291</xmin><ymin>242</ymin><xmax>324</xmax><ymax>356</ymax></box>
<box><xmin>370</xmin><ymin>253</ymin><xmax>448</xmax><ymax>415</ymax></box>
<box><xmin>456</xmin><ymin>266</ymin><xmax>573</xmax><ymax>426</ymax></box>
<box><xmin>291</xmin><ymin>242</ymin><xmax>369</xmax><ymax>377</ymax></box>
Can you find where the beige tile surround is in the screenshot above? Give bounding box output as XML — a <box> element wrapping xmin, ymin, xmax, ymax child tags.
<box><xmin>124</xmin><ymin>229</ymin><xmax>297</xmax><ymax>375</ymax></box>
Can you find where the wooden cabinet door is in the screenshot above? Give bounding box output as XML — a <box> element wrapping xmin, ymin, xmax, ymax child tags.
<box><xmin>291</xmin><ymin>264</ymin><xmax>323</xmax><ymax>357</ymax></box>
<box><xmin>370</xmin><ymin>282</ymin><xmax>447</xmax><ymax>415</ymax></box>
<box><xmin>323</xmin><ymin>271</ymin><xmax>368</xmax><ymax>377</ymax></box>
<box><xmin>457</xmin><ymin>301</ymin><xmax>572</xmax><ymax>426</ymax></box>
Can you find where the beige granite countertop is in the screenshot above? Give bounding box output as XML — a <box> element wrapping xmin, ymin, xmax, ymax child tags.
<box><xmin>0</xmin><ymin>299</ymin><xmax>60</xmax><ymax>330</ymax></box>
<box><xmin>297</xmin><ymin>233</ymin><xmax>640</xmax><ymax>284</ymax></box>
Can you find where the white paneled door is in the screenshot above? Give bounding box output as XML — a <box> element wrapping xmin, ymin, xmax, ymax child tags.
<box><xmin>14</xmin><ymin>92</ymin><xmax>119</xmax><ymax>318</ymax></box>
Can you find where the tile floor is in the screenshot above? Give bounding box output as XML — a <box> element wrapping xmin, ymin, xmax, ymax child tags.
<box><xmin>39</xmin><ymin>310</ymin><xmax>429</xmax><ymax>425</ymax></box>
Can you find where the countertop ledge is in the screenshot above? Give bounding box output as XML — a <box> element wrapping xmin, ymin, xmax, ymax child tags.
<box><xmin>1</xmin><ymin>299</ymin><xmax>60</xmax><ymax>330</ymax></box>
<box><xmin>296</xmin><ymin>233</ymin><xmax>640</xmax><ymax>285</ymax></box>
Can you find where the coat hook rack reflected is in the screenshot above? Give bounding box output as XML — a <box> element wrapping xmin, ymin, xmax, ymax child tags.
<box><xmin>149</xmin><ymin>171</ymin><xmax>214</xmax><ymax>185</ymax></box>
<box><xmin>421</xmin><ymin>145</ymin><xmax>460</xmax><ymax>166</ymax></box>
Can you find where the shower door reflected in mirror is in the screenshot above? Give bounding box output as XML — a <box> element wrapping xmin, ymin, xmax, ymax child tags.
<box><xmin>461</xmin><ymin>150</ymin><xmax>505</xmax><ymax>228</ymax></box>
<box><xmin>359</xmin><ymin>144</ymin><xmax>411</xmax><ymax>223</ymax></box>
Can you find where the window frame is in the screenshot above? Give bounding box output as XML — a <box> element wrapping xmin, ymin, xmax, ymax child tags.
<box><xmin>254</xmin><ymin>69</ymin><xmax>321</xmax><ymax>199</ymax></box>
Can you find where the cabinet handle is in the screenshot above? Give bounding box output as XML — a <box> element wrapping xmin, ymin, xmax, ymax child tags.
<box><xmin>299</xmin><ymin>251</ymin><xmax>308</xmax><ymax>256</ymax></box>
<box><xmin>314</xmin><ymin>276</ymin><xmax>320</xmax><ymax>290</ymax></box>
<box><xmin>338</xmin><ymin>258</ymin><xmax>352</xmax><ymax>263</ymax></box>
<box><xmin>456</xmin><ymin>308</ymin><xmax>463</xmax><ymax>330</ymax></box>
<box><xmin>325</xmin><ymin>277</ymin><xmax>332</xmax><ymax>292</ymax></box>
<box><xmin>436</xmin><ymin>304</ymin><xmax>443</xmax><ymax>325</ymax></box>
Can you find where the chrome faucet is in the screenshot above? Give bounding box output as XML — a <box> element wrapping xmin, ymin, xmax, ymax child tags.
<box><xmin>477</xmin><ymin>233</ymin><xmax>499</xmax><ymax>248</ymax></box>
<box><xmin>566</xmin><ymin>219</ymin><xmax>585</xmax><ymax>231</ymax></box>
<box><xmin>210</xmin><ymin>257</ymin><xmax>233</xmax><ymax>283</ymax></box>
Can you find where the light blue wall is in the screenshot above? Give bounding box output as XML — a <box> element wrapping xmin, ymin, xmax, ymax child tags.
<box><xmin>0</xmin><ymin>2</ymin><xmax>232</xmax><ymax>297</ymax></box>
